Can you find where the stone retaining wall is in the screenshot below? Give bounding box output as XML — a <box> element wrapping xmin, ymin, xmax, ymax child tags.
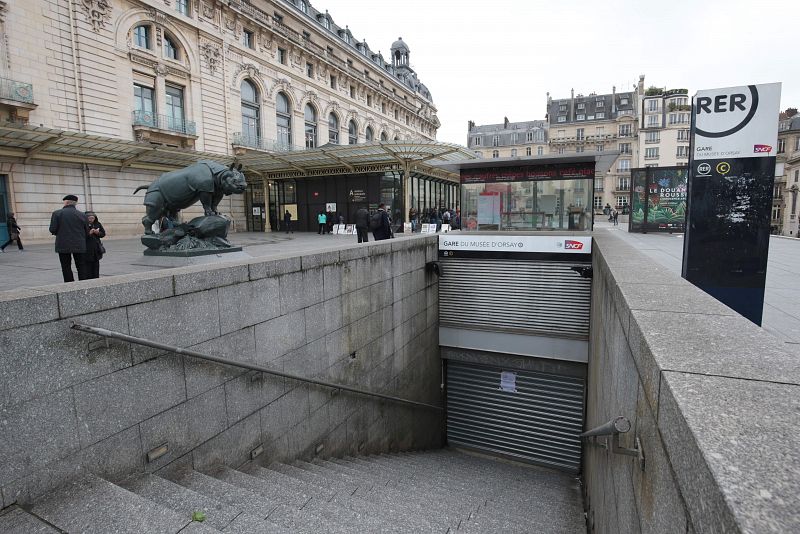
<box><xmin>0</xmin><ymin>235</ymin><xmax>443</xmax><ymax>507</ymax></box>
<box><xmin>584</xmin><ymin>231</ymin><xmax>800</xmax><ymax>533</ymax></box>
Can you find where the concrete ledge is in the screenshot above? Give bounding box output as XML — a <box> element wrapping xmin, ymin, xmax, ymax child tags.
<box><xmin>0</xmin><ymin>288</ymin><xmax>59</xmax><ymax>331</ymax></box>
<box><xmin>585</xmin><ymin>230</ymin><xmax>800</xmax><ymax>534</ymax></box>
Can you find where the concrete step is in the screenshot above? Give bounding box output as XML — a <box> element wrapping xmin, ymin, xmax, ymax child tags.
<box><xmin>0</xmin><ymin>507</ymin><xmax>61</xmax><ymax>534</ymax></box>
<box><xmin>217</xmin><ymin>466</ymin><xmax>402</xmax><ymax>532</ymax></box>
<box><xmin>213</xmin><ymin>466</ymin><xmax>312</xmax><ymax>508</ymax></box>
<box><xmin>265</xmin><ymin>463</ymin><xmax>445</xmax><ymax>533</ymax></box>
<box><xmin>121</xmin><ymin>473</ymin><xmax>240</xmax><ymax>531</ymax></box>
<box><xmin>295</xmin><ymin>459</ymin><xmax>463</xmax><ymax>531</ymax></box>
<box><xmin>241</xmin><ymin>463</ymin><xmax>337</xmax><ymax>501</ymax></box>
<box><xmin>163</xmin><ymin>470</ymin><xmax>289</xmax><ymax>533</ymax></box>
<box><xmin>312</xmin><ymin>458</ymin><xmax>480</xmax><ymax>522</ymax></box>
<box><xmin>29</xmin><ymin>473</ymin><xmax>194</xmax><ymax>534</ymax></box>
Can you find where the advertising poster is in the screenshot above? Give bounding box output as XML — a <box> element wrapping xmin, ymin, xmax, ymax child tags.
<box><xmin>630</xmin><ymin>167</ymin><xmax>687</xmax><ymax>232</ymax></box>
<box><xmin>477</xmin><ymin>192</ymin><xmax>501</xmax><ymax>225</ymax></box>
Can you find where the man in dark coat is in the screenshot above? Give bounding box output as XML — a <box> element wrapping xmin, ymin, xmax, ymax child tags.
<box><xmin>355</xmin><ymin>206</ymin><xmax>370</xmax><ymax>243</ymax></box>
<box><xmin>0</xmin><ymin>213</ymin><xmax>23</xmax><ymax>251</ymax></box>
<box><xmin>371</xmin><ymin>203</ymin><xmax>392</xmax><ymax>241</ymax></box>
<box><xmin>49</xmin><ymin>194</ymin><xmax>89</xmax><ymax>282</ymax></box>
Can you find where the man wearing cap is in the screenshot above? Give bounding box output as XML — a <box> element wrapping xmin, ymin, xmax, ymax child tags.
<box><xmin>49</xmin><ymin>194</ymin><xmax>89</xmax><ymax>282</ymax></box>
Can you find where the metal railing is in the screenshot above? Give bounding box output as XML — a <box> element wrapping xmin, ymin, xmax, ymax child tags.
<box><xmin>132</xmin><ymin>110</ymin><xmax>196</xmax><ymax>136</ymax></box>
<box><xmin>71</xmin><ymin>323</ymin><xmax>442</xmax><ymax>412</ymax></box>
<box><xmin>0</xmin><ymin>77</ymin><xmax>34</xmax><ymax>104</ymax></box>
<box><xmin>231</xmin><ymin>132</ymin><xmax>297</xmax><ymax>152</ymax></box>
<box><xmin>581</xmin><ymin>416</ymin><xmax>645</xmax><ymax>471</ymax></box>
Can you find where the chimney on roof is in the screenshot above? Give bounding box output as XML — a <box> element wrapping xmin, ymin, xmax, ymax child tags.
<box><xmin>638</xmin><ymin>75</ymin><xmax>645</xmax><ymax>96</ymax></box>
<box><xmin>504</xmin><ymin>116</ymin><xmax>509</xmax><ymax>128</ymax></box>
<box><xmin>468</xmin><ymin>120</ymin><xmax>475</xmax><ymax>132</ymax></box>
<box><xmin>612</xmin><ymin>85</ymin><xmax>617</xmax><ymax>114</ymax></box>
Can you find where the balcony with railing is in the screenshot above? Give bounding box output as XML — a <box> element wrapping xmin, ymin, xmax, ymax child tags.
<box><xmin>132</xmin><ymin>110</ymin><xmax>196</xmax><ymax>136</ymax></box>
<box><xmin>231</xmin><ymin>133</ymin><xmax>297</xmax><ymax>153</ymax></box>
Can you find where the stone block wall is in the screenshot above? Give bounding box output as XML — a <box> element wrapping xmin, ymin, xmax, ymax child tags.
<box><xmin>0</xmin><ymin>235</ymin><xmax>443</xmax><ymax>507</ymax></box>
<box><xmin>584</xmin><ymin>231</ymin><xmax>800</xmax><ymax>533</ymax></box>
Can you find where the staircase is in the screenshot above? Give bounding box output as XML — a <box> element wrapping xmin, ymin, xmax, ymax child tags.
<box><xmin>0</xmin><ymin>449</ymin><xmax>585</xmax><ymax>533</ymax></box>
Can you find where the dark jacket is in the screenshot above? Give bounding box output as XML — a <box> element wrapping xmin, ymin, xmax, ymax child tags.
<box><xmin>372</xmin><ymin>209</ymin><xmax>392</xmax><ymax>241</ymax></box>
<box><xmin>49</xmin><ymin>205</ymin><xmax>88</xmax><ymax>253</ymax></box>
<box><xmin>355</xmin><ymin>207</ymin><xmax>370</xmax><ymax>229</ymax></box>
<box><xmin>7</xmin><ymin>216</ymin><xmax>20</xmax><ymax>236</ymax></box>
<box><xmin>85</xmin><ymin>221</ymin><xmax>106</xmax><ymax>261</ymax></box>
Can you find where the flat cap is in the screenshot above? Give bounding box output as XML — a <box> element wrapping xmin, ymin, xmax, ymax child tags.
<box><xmin>63</xmin><ymin>194</ymin><xmax>78</xmax><ymax>201</ymax></box>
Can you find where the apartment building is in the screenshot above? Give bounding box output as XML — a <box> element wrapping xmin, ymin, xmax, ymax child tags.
<box><xmin>636</xmin><ymin>78</ymin><xmax>691</xmax><ymax>169</ymax></box>
<box><xmin>0</xmin><ymin>0</ymin><xmax>440</xmax><ymax>238</ymax></box>
<box><xmin>546</xmin><ymin>86</ymin><xmax>639</xmax><ymax>212</ymax></box>
<box><xmin>466</xmin><ymin>118</ymin><xmax>548</xmax><ymax>159</ymax></box>
<box><xmin>775</xmin><ymin>110</ymin><xmax>800</xmax><ymax>236</ymax></box>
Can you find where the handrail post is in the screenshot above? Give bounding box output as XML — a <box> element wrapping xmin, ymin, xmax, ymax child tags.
<box><xmin>581</xmin><ymin>416</ymin><xmax>645</xmax><ymax>471</ymax></box>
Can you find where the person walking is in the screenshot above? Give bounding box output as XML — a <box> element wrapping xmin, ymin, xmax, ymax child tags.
<box><xmin>83</xmin><ymin>211</ymin><xmax>106</xmax><ymax>279</ymax></box>
<box><xmin>49</xmin><ymin>194</ymin><xmax>89</xmax><ymax>282</ymax></box>
<box><xmin>370</xmin><ymin>203</ymin><xmax>392</xmax><ymax>241</ymax></box>
<box><xmin>283</xmin><ymin>210</ymin><xmax>292</xmax><ymax>233</ymax></box>
<box><xmin>612</xmin><ymin>209</ymin><xmax>619</xmax><ymax>226</ymax></box>
<box><xmin>0</xmin><ymin>213</ymin><xmax>23</xmax><ymax>252</ymax></box>
<box><xmin>317</xmin><ymin>211</ymin><xmax>327</xmax><ymax>234</ymax></box>
<box><xmin>355</xmin><ymin>206</ymin><xmax>370</xmax><ymax>243</ymax></box>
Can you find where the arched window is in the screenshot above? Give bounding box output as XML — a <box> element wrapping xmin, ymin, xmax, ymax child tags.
<box><xmin>537</xmin><ymin>146</ymin><xmax>544</xmax><ymax>156</ymax></box>
<box><xmin>492</xmin><ymin>150</ymin><xmax>499</xmax><ymax>158</ymax></box>
<box><xmin>328</xmin><ymin>113</ymin><xmax>339</xmax><ymax>144</ymax></box>
<box><xmin>348</xmin><ymin>120</ymin><xmax>357</xmax><ymax>144</ymax></box>
<box><xmin>276</xmin><ymin>92</ymin><xmax>292</xmax><ymax>149</ymax></box>
<box><xmin>134</xmin><ymin>25</ymin><xmax>151</xmax><ymax>49</ymax></box>
<box><xmin>240</xmin><ymin>79</ymin><xmax>260</xmax><ymax>144</ymax></box>
<box><xmin>298</xmin><ymin>0</ymin><xmax>308</xmax><ymax>14</ymax></box>
<box><xmin>164</xmin><ymin>34</ymin><xmax>179</xmax><ymax>61</ymax></box>
<box><xmin>380</xmin><ymin>131</ymin><xmax>388</xmax><ymax>141</ymax></box>
<box><xmin>304</xmin><ymin>104</ymin><xmax>317</xmax><ymax>148</ymax></box>
<box><xmin>365</xmin><ymin>126</ymin><xmax>374</xmax><ymax>142</ymax></box>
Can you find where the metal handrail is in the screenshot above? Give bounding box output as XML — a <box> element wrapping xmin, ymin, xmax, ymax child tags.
<box><xmin>71</xmin><ymin>323</ymin><xmax>442</xmax><ymax>412</ymax></box>
<box><xmin>581</xmin><ymin>416</ymin><xmax>645</xmax><ymax>471</ymax></box>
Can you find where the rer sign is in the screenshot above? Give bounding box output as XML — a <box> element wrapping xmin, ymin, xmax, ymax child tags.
<box><xmin>683</xmin><ymin>82</ymin><xmax>781</xmax><ymax>326</ymax></box>
<box><xmin>692</xmin><ymin>83</ymin><xmax>781</xmax><ymax>160</ymax></box>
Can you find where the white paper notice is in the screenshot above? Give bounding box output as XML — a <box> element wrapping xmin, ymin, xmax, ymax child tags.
<box><xmin>500</xmin><ymin>371</ymin><xmax>517</xmax><ymax>393</ymax></box>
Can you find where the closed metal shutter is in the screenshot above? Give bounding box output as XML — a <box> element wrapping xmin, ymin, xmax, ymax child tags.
<box><xmin>439</xmin><ymin>258</ymin><xmax>591</xmax><ymax>340</ymax></box>
<box><xmin>446</xmin><ymin>360</ymin><xmax>585</xmax><ymax>472</ymax></box>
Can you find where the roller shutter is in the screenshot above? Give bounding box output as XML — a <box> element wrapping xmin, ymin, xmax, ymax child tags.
<box><xmin>439</xmin><ymin>258</ymin><xmax>591</xmax><ymax>340</ymax></box>
<box><xmin>446</xmin><ymin>360</ymin><xmax>585</xmax><ymax>472</ymax></box>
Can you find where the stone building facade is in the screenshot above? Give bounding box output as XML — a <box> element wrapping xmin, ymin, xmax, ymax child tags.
<box><xmin>636</xmin><ymin>81</ymin><xmax>691</xmax><ymax>169</ymax></box>
<box><xmin>0</xmin><ymin>0</ymin><xmax>439</xmax><ymax>239</ymax></box>
<box><xmin>775</xmin><ymin>112</ymin><xmax>800</xmax><ymax>236</ymax></box>
<box><xmin>546</xmin><ymin>86</ymin><xmax>639</xmax><ymax>213</ymax></box>
<box><xmin>466</xmin><ymin>118</ymin><xmax>548</xmax><ymax>159</ymax></box>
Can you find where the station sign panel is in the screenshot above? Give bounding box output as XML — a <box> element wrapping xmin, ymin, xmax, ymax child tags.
<box><xmin>682</xmin><ymin>82</ymin><xmax>781</xmax><ymax>326</ymax></box>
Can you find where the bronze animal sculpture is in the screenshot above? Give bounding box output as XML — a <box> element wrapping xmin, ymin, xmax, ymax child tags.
<box><xmin>134</xmin><ymin>160</ymin><xmax>247</xmax><ymax>234</ymax></box>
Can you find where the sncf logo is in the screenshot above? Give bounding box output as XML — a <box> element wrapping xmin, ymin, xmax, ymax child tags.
<box><xmin>753</xmin><ymin>144</ymin><xmax>772</xmax><ymax>153</ymax></box>
<box><xmin>564</xmin><ymin>240</ymin><xmax>584</xmax><ymax>250</ymax></box>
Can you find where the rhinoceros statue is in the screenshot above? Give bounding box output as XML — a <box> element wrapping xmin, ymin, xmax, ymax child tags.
<box><xmin>134</xmin><ymin>160</ymin><xmax>247</xmax><ymax>234</ymax></box>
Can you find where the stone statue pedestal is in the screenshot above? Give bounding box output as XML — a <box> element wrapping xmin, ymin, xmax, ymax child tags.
<box><xmin>143</xmin><ymin>246</ymin><xmax>243</xmax><ymax>257</ymax></box>
<box><xmin>133</xmin><ymin>248</ymin><xmax>251</xmax><ymax>268</ymax></box>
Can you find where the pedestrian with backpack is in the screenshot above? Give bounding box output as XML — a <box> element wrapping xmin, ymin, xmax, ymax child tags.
<box><xmin>370</xmin><ymin>203</ymin><xmax>392</xmax><ymax>241</ymax></box>
<box><xmin>317</xmin><ymin>211</ymin><xmax>327</xmax><ymax>234</ymax></box>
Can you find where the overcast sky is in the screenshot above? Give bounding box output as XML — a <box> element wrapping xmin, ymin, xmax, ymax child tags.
<box><xmin>317</xmin><ymin>0</ymin><xmax>800</xmax><ymax>145</ymax></box>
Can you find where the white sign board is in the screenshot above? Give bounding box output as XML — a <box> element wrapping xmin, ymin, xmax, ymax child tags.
<box><xmin>403</xmin><ymin>222</ymin><xmax>412</xmax><ymax>233</ymax></box>
<box><xmin>477</xmin><ymin>193</ymin><xmax>501</xmax><ymax>225</ymax></box>
<box><xmin>692</xmin><ymin>82</ymin><xmax>781</xmax><ymax>161</ymax></box>
<box><xmin>439</xmin><ymin>235</ymin><xmax>592</xmax><ymax>254</ymax></box>
<box><xmin>325</xmin><ymin>203</ymin><xmax>337</xmax><ymax>212</ymax></box>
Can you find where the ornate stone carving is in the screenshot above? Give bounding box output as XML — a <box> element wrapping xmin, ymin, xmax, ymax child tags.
<box><xmin>201</xmin><ymin>1</ymin><xmax>214</xmax><ymax>19</ymax></box>
<box><xmin>300</xmin><ymin>90</ymin><xmax>319</xmax><ymax>111</ymax></box>
<box><xmin>154</xmin><ymin>63</ymin><xmax>170</xmax><ymax>76</ymax></box>
<box><xmin>269</xmin><ymin>78</ymin><xmax>293</xmax><ymax>99</ymax></box>
<box><xmin>232</xmin><ymin>62</ymin><xmax>262</xmax><ymax>86</ymax></box>
<box><xmin>224</xmin><ymin>16</ymin><xmax>235</xmax><ymax>31</ymax></box>
<box><xmin>80</xmin><ymin>0</ymin><xmax>112</xmax><ymax>32</ymax></box>
<box><xmin>324</xmin><ymin>101</ymin><xmax>340</xmax><ymax>117</ymax></box>
<box><xmin>200</xmin><ymin>42</ymin><xmax>221</xmax><ymax>75</ymax></box>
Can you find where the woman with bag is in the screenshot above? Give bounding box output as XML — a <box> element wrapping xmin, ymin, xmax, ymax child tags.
<box><xmin>0</xmin><ymin>213</ymin><xmax>23</xmax><ymax>252</ymax></box>
<box><xmin>83</xmin><ymin>211</ymin><xmax>106</xmax><ymax>279</ymax></box>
